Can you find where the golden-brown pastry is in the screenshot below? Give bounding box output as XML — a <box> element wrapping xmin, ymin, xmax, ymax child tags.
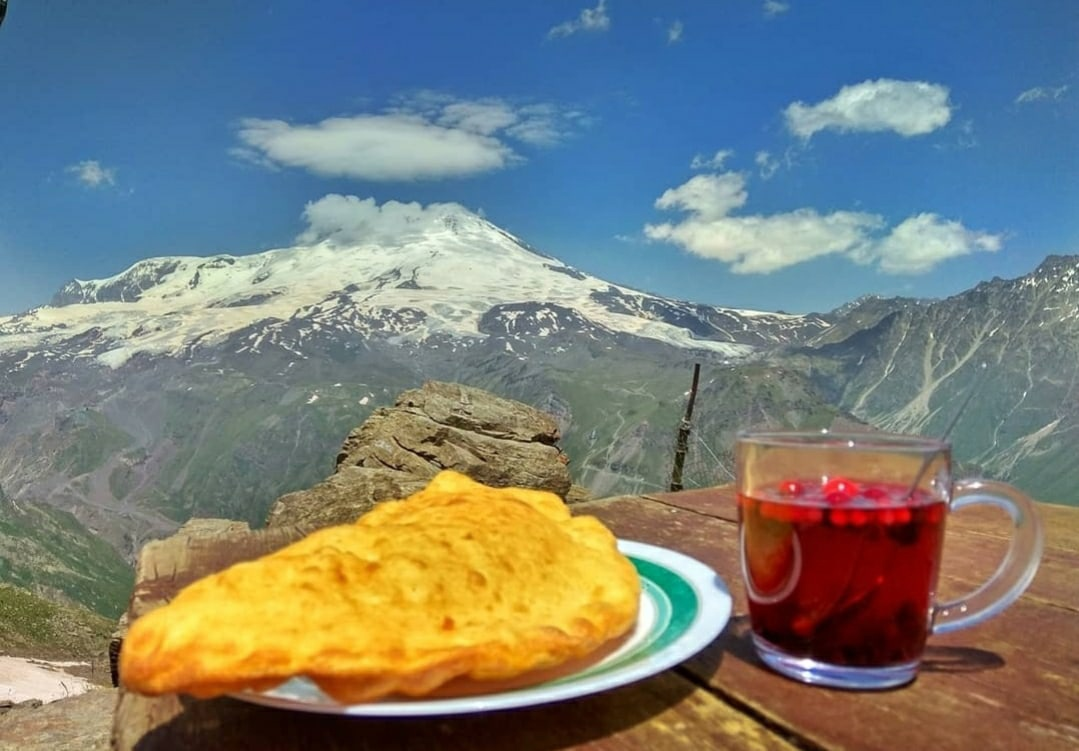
<box><xmin>119</xmin><ymin>471</ymin><xmax>640</xmax><ymax>702</ymax></box>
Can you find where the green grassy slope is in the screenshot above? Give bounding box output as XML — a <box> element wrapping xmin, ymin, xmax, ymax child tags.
<box><xmin>0</xmin><ymin>583</ymin><xmax>114</xmax><ymax>660</ymax></box>
<box><xmin>0</xmin><ymin>489</ymin><xmax>134</xmax><ymax>619</ymax></box>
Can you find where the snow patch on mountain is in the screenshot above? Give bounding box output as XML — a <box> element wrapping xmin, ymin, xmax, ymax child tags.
<box><xmin>0</xmin><ymin>199</ymin><xmax>828</xmax><ymax>368</ymax></box>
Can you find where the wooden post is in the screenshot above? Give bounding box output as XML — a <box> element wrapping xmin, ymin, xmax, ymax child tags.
<box><xmin>669</xmin><ymin>363</ymin><xmax>701</xmax><ymax>491</ymax></box>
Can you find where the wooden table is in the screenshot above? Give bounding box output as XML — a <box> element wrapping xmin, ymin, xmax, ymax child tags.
<box><xmin>111</xmin><ymin>488</ymin><xmax>1079</xmax><ymax>750</ymax></box>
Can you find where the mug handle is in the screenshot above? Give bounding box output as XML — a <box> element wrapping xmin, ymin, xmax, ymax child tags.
<box><xmin>931</xmin><ymin>479</ymin><xmax>1045</xmax><ymax>635</ymax></box>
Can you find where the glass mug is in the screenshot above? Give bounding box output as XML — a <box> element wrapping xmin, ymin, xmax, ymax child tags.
<box><xmin>736</xmin><ymin>430</ymin><xmax>1044</xmax><ymax>689</ymax></box>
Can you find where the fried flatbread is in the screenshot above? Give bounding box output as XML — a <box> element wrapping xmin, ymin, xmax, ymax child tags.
<box><xmin>119</xmin><ymin>471</ymin><xmax>640</xmax><ymax>703</ymax></box>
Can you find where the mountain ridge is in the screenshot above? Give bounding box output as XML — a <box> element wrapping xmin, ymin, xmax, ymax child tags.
<box><xmin>4</xmin><ymin>206</ymin><xmax>827</xmax><ymax>373</ymax></box>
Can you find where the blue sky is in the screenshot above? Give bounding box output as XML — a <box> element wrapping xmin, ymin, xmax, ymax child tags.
<box><xmin>0</xmin><ymin>1</ymin><xmax>1076</xmax><ymax>315</ymax></box>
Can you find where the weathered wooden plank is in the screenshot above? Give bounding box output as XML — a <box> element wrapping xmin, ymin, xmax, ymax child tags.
<box><xmin>588</xmin><ymin>493</ymin><xmax>1078</xmax><ymax>620</ymax></box>
<box><xmin>640</xmin><ymin>487</ymin><xmax>1078</xmax><ymax>553</ymax></box>
<box><xmin>588</xmin><ymin>493</ymin><xmax>1079</xmax><ymax>751</ymax></box>
<box><xmin>684</xmin><ymin>599</ymin><xmax>1079</xmax><ymax>751</ymax></box>
<box><xmin>947</xmin><ymin>501</ymin><xmax>1079</xmax><ymax>553</ymax></box>
<box><xmin>583</xmin><ymin>494</ymin><xmax>743</xmax><ymax>594</ymax></box>
<box><xmin>615</xmin><ymin>488</ymin><xmax>1078</xmax><ymax>609</ymax></box>
<box><xmin>111</xmin><ymin>492</ymin><xmax>1079</xmax><ymax>750</ymax></box>
<box><xmin>641</xmin><ymin>488</ymin><xmax>740</xmax><ymax>523</ymax></box>
<box><xmin>581</xmin><ymin>495</ymin><xmax>735</xmax><ymax>561</ymax></box>
<box><xmin>937</xmin><ymin>532</ymin><xmax>1077</xmax><ymax>611</ymax></box>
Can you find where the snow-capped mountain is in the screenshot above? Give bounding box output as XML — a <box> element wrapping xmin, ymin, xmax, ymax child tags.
<box><xmin>1</xmin><ymin>207</ymin><xmax>828</xmax><ymax>369</ymax></box>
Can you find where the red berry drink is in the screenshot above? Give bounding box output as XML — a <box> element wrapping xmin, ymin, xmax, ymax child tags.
<box><xmin>739</xmin><ymin>479</ymin><xmax>948</xmax><ymax>670</ymax></box>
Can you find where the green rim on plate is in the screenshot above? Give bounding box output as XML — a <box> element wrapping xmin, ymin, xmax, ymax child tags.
<box><xmin>548</xmin><ymin>556</ymin><xmax>699</xmax><ymax>685</ymax></box>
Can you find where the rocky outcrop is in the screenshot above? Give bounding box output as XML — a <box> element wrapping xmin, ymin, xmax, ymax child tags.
<box><xmin>0</xmin><ymin>688</ymin><xmax>114</xmax><ymax>751</ymax></box>
<box><xmin>266</xmin><ymin>381</ymin><xmax>582</xmax><ymax>529</ymax></box>
<box><xmin>265</xmin><ymin>467</ymin><xmax>430</xmax><ymax>529</ymax></box>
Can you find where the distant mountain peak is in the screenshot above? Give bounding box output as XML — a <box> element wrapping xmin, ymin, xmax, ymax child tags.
<box><xmin>2</xmin><ymin>207</ymin><xmax>831</xmax><ymax>370</ymax></box>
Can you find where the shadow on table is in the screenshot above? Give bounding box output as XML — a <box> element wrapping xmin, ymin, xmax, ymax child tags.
<box><xmin>920</xmin><ymin>646</ymin><xmax>1005</xmax><ymax>673</ymax></box>
<box><xmin>684</xmin><ymin>616</ymin><xmax>1006</xmax><ymax>684</ymax></box>
<box><xmin>126</xmin><ymin>667</ymin><xmax>709</xmax><ymax>751</ymax></box>
<box><xmin>124</xmin><ymin>570</ymin><xmax>742</xmax><ymax>750</ymax></box>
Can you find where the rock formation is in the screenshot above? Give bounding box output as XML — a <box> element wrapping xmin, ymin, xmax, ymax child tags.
<box><xmin>266</xmin><ymin>381</ymin><xmax>584</xmax><ymax>529</ymax></box>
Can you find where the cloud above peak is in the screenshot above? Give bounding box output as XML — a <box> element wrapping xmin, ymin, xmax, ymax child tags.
<box><xmin>644</xmin><ymin>171</ymin><xmax>1001</xmax><ymax>275</ymax></box>
<box><xmin>297</xmin><ymin>194</ymin><xmax>476</xmax><ymax>246</ymax></box>
<box><xmin>548</xmin><ymin>1</ymin><xmax>610</xmax><ymax>39</ymax></box>
<box><xmin>234</xmin><ymin>95</ymin><xmax>585</xmax><ymax>182</ymax></box>
<box><xmin>785</xmin><ymin>79</ymin><xmax>952</xmax><ymax>139</ymax></box>
<box><xmin>235</xmin><ymin>115</ymin><xmax>517</xmax><ymax>182</ymax></box>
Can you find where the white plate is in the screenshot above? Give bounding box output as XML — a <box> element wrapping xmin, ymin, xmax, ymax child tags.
<box><xmin>232</xmin><ymin>540</ymin><xmax>732</xmax><ymax>716</ymax></box>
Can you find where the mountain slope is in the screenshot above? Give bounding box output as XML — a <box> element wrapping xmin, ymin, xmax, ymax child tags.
<box><xmin>788</xmin><ymin>254</ymin><xmax>1079</xmax><ymax>502</ymax></box>
<box><xmin>0</xmin><ymin>583</ymin><xmax>114</xmax><ymax>670</ymax></box>
<box><xmin>0</xmin><ymin>486</ymin><xmax>134</xmax><ymax>618</ymax></box>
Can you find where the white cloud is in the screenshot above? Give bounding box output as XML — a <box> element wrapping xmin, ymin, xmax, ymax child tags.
<box><xmin>755</xmin><ymin>150</ymin><xmax>779</xmax><ymax>179</ymax></box>
<box><xmin>296</xmin><ymin>194</ymin><xmax>473</xmax><ymax>246</ymax></box>
<box><xmin>690</xmin><ymin>149</ymin><xmax>733</xmax><ymax>170</ymax></box>
<box><xmin>438</xmin><ymin>100</ymin><xmax>519</xmax><ymax>135</ymax></box>
<box><xmin>505</xmin><ymin>103</ymin><xmax>586</xmax><ymax>146</ymax></box>
<box><xmin>933</xmin><ymin>119</ymin><xmax>977</xmax><ymax>151</ymax></box>
<box><xmin>644</xmin><ymin>171</ymin><xmax>1001</xmax><ymax>275</ymax></box>
<box><xmin>785</xmin><ymin>79</ymin><xmax>952</xmax><ymax>139</ymax></box>
<box><xmin>398</xmin><ymin>94</ymin><xmax>586</xmax><ymax>146</ymax></box>
<box><xmin>754</xmin><ymin>148</ymin><xmax>800</xmax><ymax>178</ymax></box>
<box><xmin>763</xmin><ymin>1</ymin><xmax>790</xmax><ymax>18</ymax></box>
<box><xmin>956</xmin><ymin>119</ymin><xmax>977</xmax><ymax>148</ymax></box>
<box><xmin>66</xmin><ymin>160</ymin><xmax>116</xmax><ymax>188</ymax></box>
<box><xmin>234</xmin><ymin>95</ymin><xmax>584</xmax><ymax>181</ymax></box>
<box><xmin>667</xmin><ymin>20</ymin><xmax>684</xmax><ymax>44</ymax></box>
<box><xmin>855</xmin><ymin>213</ymin><xmax>1002</xmax><ymax>273</ymax></box>
<box><xmin>548</xmin><ymin>0</ymin><xmax>610</xmax><ymax>39</ymax></box>
<box><xmin>655</xmin><ymin>173</ymin><xmax>747</xmax><ymax>220</ymax></box>
<box><xmin>1015</xmin><ymin>84</ymin><xmax>1069</xmax><ymax>104</ymax></box>
<box><xmin>235</xmin><ymin>115</ymin><xmax>515</xmax><ymax>181</ymax></box>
